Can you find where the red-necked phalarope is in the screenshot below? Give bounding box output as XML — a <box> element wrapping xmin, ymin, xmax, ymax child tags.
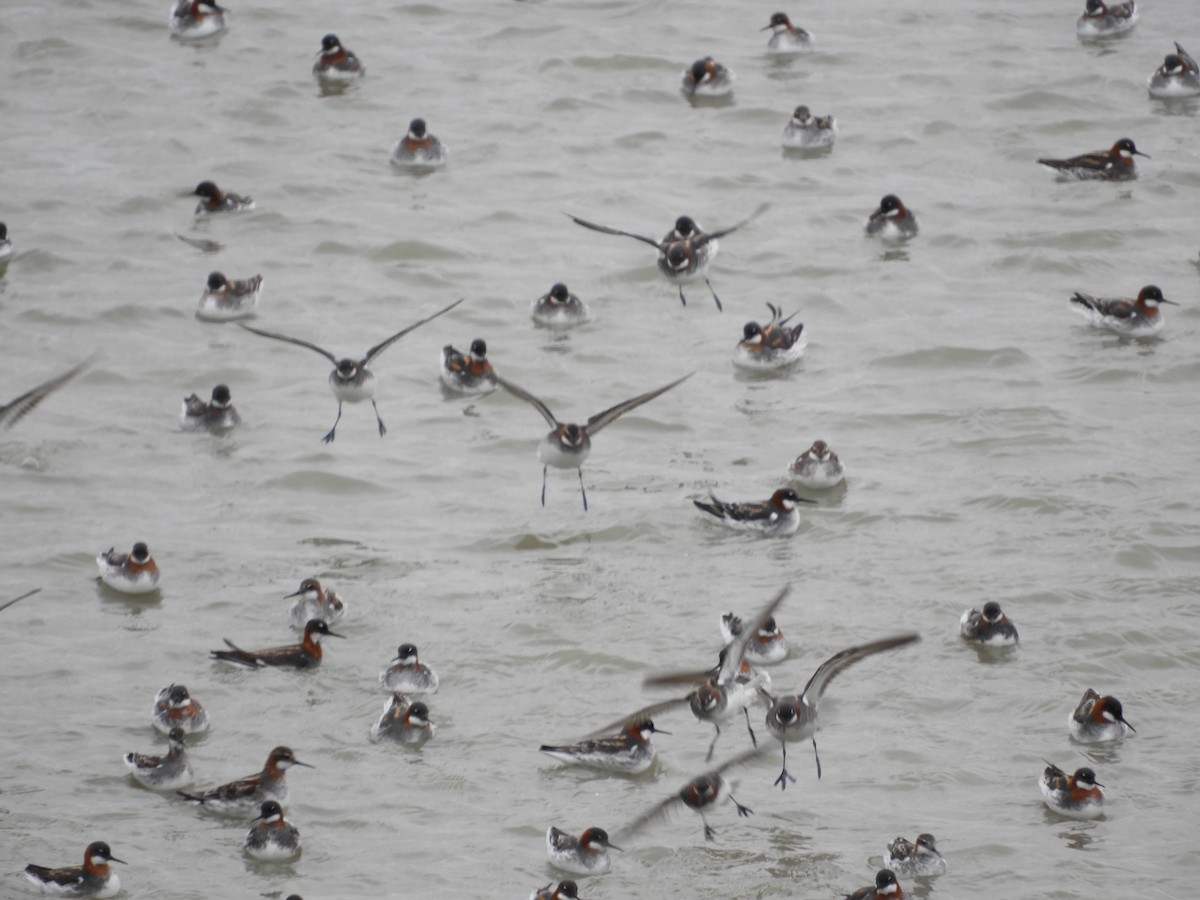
<box><xmin>96</xmin><ymin>543</ymin><xmax>160</xmax><ymax>594</ymax></box>
<box><xmin>391</xmin><ymin>118</ymin><xmax>447</xmax><ymax>167</ymax></box>
<box><xmin>170</xmin><ymin>0</ymin><xmax>226</xmax><ymax>40</ymax></box>
<box><xmin>125</xmin><ymin>727</ymin><xmax>193</xmax><ymax>791</ymax></box>
<box><xmin>694</xmin><ymin>488</ymin><xmax>812</xmax><ymax>536</ymax></box>
<box><xmin>441</xmin><ymin>339</ymin><xmax>497</xmax><ymax>395</ymax></box>
<box><xmin>720</xmin><ymin>611</ymin><xmax>789</xmax><ymax>664</ymax></box>
<box><xmin>1070</xmin><ymin>689</ymin><xmax>1135</xmax><ymax>743</ymax></box>
<box><xmin>196</xmin><ymin>271</ymin><xmax>262</xmax><ymax>322</ymax></box>
<box><xmin>845</xmin><ymin>869</ymin><xmax>904</xmax><ymax>900</ymax></box>
<box><xmin>181</xmin><ymin>384</ymin><xmax>241</xmax><ymax>431</ymax></box>
<box><xmin>1040</xmin><ymin>761</ymin><xmax>1104</xmax><ymax>819</ymax></box>
<box><xmin>239</xmin><ymin>297</ymin><xmax>463</xmax><ymax>442</ymax></box>
<box><xmin>782</xmin><ymin>105</ymin><xmax>836</xmax><ymax>149</ymax></box>
<box><xmin>733</xmin><ymin>303</ymin><xmax>806</xmax><ymax>369</ymax></box>
<box><xmin>1070</xmin><ymin>284</ymin><xmax>1175</xmax><ymax>337</ymax></box>
<box><xmin>788</xmin><ymin>440</ymin><xmax>845</xmax><ymax>489</ymax></box>
<box><xmin>1149</xmin><ymin>43</ymin><xmax>1200</xmax><ymax>98</ymax></box>
<box><xmin>244</xmin><ymin>800</ymin><xmax>302</xmax><ymax>860</ymax></box>
<box><xmin>1038</xmin><ymin>137</ymin><xmax>1146</xmax><ymax>180</ymax></box>
<box><xmin>959</xmin><ymin>601</ymin><xmax>1018</xmax><ymax>647</ymax></box>
<box><xmin>766</xmin><ymin>633</ymin><xmax>920</xmax><ymax>789</ymax></box>
<box><xmin>498</xmin><ymin>372</ymin><xmax>692</xmax><ymax>511</ymax></box>
<box><xmin>681</xmin><ymin>56</ymin><xmax>736</xmax><ymax>96</ymax></box>
<box><xmin>762</xmin><ymin>13</ymin><xmax>814</xmax><ymax>52</ymax></box>
<box><xmin>193</xmin><ymin>181</ymin><xmax>254</xmax><ymax>215</ymax></box>
<box><xmin>530</xmin><ymin>880</ymin><xmax>583</xmax><ymax>900</ymax></box>
<box><xmin>313</xmin><ymin>33</ymin><xmax>364</xmax><ymax>80</ymax></box>
<box><xmin>0</xmin><ymin>359</ymin><xmax>88</xmax><ymax>429</ymax></box>
<box><xmin>539</xmin><ymin>717</ymin><xmax>668</xmax><ymax>775</ymax></box>
<box><xmin>371</xmin><ymin>694</ymin><xmax>435</xmax><ymax>744</ymax></box>
<box><xmin>286</xmin><ymin>578</ymin><xmax>346</xmax><ymax>629</ymax></box>
<box><xmin>1076</xmin><ymin>0</ymin><xmax>1137</xmax><ymax>37</ymax></box>
<box><xmin>152</xmin><ymin>684</ymin><xmax>209</xmax><ymax>734</ymax></box>
<box><xmin>179</xmin><ymin>746</ymin><xmax>311</xmax><ymax>815</ymax></box>
<box><xmin>884</xmin><ymin>833</ymin><xmax>946</xmax><ymax>878</ymax></box>
<box><xmin>211</xmin><ymin>618</ymin><xmax>344</xmax><ymax>669</ymax></box>
<box><xmin>25</xmin><ymin>842</ymin><xmax>125</xmax><ymax>898</ymax></box>
<box><xmin>546</xmin><ymin>826</ymin><xmax>621</xmax><ymax>876</ymax></box>
<box><xmin>379</xmin><ymin>643</ymin><xmax>439</xmax><ymax>693</ymax></box>
<box><xmin>865</xmin><ymin>194</ymin><xmax>918</xmax><ymax>240</ymax></box>
<box><xmin>531</xmin><ymin>283</ymin><xmax>589</xmax><ymax>327</ymax></box>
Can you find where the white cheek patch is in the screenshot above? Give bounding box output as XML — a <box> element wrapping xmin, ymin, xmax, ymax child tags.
<box><xmin>1102</xmin><ymin>710</ymin><xmax>1117</xmax><ymax>722</ymax></box>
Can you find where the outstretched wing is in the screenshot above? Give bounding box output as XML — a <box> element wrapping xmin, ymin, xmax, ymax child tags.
<box><xmin>716</xmin><ymin>586</ymin><xmax>789</xmax><ymax>684</ymax></box>
<box><xmin>0</xmin><ymin>588</ymin><xmax>41</xmax><ymax>613</ymax></box>
<box><xmin>586</xmin><ymin>372</ymin><xmax>693</xmax><ymax>435</ymax></box>
<box><xmin>566</xmin><ymin>214</ymin><xmax>664</xmax><ymax>251</ymax></box>
<box><xmin>583</xmin><ymin>696</ymin><xmax>692</xmax><ymax>739</ymax></box>
<box><xmin>239</xmin><ymin>323</ymin><xmax>339</xmax><ymax>366</ymax></box>
<box><xmin>801</xmin><ymin>633</ymin><xmax>920</xmax><ymax>705</ymax></box>
<box><xmin>363</xmin><ymin>297</ymin><xmax>465</xmax><ymax>365</ymax></box>
<box><xmin>496</xmin><ymin>376</ymin><xmax>560</xmax><ymax>429</ymax></box>
<box><xmin>693</xmin><ymin>202</ymin><xmax>771</xmax><ymax>248</ymax></box>
<box><xmin>0</xmin><ymin>359</ymin><xmax>89</xmax><ymax>429</ymax></box>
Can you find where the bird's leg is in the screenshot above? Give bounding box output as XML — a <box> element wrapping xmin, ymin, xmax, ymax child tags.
<box><xmin>372</xmin><ymin>399</ymin><xmax>386</xmax><ymax>437</ymax></box>
<box><xmin>677</xmin><ymin>285</ymin><xmax>688</xmax><ymax>306</ymax></box>
<box><xmin>706</xmin><ymin>722</ymin><xmax>721</xmax><ymax>762</ymax></box>
<box><xmin>578</xmin><ymin>469</ymin><xmax>588</xmax><ymax>512</ymax></box>
<box><xmin>705</xmin><ymin>277</ymin><xmax>723</xmax><ymax>312</ymax></box>
<box><xmin>774</xmin><ymin>740</ymin><xmax>796</xmax><ymax>791</ymax></box>
<box><xmin>541</xmin><ymin>466</ymin><xmax>548</xmax><ymax>507</ymax></box>
<box><xmin>812</xmin><ymin>736</ymin><xmax>822</xmax><ymax>780</ymax></box>
<box><xmin>730</xmin><ymin>792</ymin><xmax>754</xmax><ymax>817</ymax></box>
<box><xmin>702</xmin><ymin>814</ymin><xmax>716</xmax><ymax>842</ymax></box>
<box><xmin>742</xmin><ymin>706</ymin><xmax>757</xmax><ymax>747</ymax></box>
<box><xmin>322</xmin><ymin>402</ymin><xmax>343</xmax><ymax>443</ymax></box>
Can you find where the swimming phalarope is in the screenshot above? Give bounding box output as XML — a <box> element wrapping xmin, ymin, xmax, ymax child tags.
<box><xmin>693</xmin><ymin>488</ymin><xmax>812</xmax><ymax>536</ymax></box>
<box><xmin>539</xmin><ymin>717</ymin><xmax>668</xmax><ymax>775</ymax></box>
<box><xmin>181</xmin><ymin>384</ymin><xmax>241</xmax><ymax>431</ymax></box>
<box><xmin>546</xmin><ymin>826</ymin><xmax>621</xmax><ymax>876</ymax></box>
<box><xmin>781</xmin><ymin>105</ymin><xmax>836</xmax><ymax>149</ymax></box>
<box><xmin>865</xmin><ymin>194</ymin><xmax>919</xmax><ymax>240</ymax></box>
<box><xmin>244</xmin><ymin>801</ymin><xmax>302</xmax><ymax>860</ymax></box>
<box><xmin>532</xmin><ymin>283</ymin><xmax>590</xmax><ymax>328</ymax></box>
<box><xmin>530</xmin><ymin>880</ymin><xmax>583</xmax><ymax>900</ymax></box>
<box><xmin>193</xmin><ymin>180</ymin><xmax>254</xmax><ymax>215</ymax></box>
<box><xmin>391</xmin><ymin>118</ymin><xmax>447</xmax><ymax>168</ymax></box>
<box><xmin>0</xmin><ymin>221</ymin><xmax>13</xmax><ymax>267</ymax></box>
<box><xmin>1040</xmin><ymin>761</ymin><xmax>1104</xmax><ymax>819</ymax></box>
<box><xmin>568</xmin><ymin>206</ymin><xmax>766</xmax><ymax>310</ymax></box>
<box><xmin>170</xmin><ymin>0</ymin><xmax>226</xmax><ymax>40</ymax></box>
<box><xmin>24</xmin><ymin>842</ymin><xmax>125</xmax><ymax>898</ymax></box>
<box><xmin>765</xmin><ymin>633</ymin><xmax>920</xmax><ymax>789</ymax></box>
<box><xmin>959</xmin><ymin>601</ymin><xmax>1018</xmax><ymax>646</ymax></box>
<box><xmin>440</xmin><ymin>339</ymin><xmax>497</xmax><ymax>395</ymax></box>
<box><xmin>681</xmin><ymin>56</ymin><xmax>736</xmax><ymax>96</ymax></box>
<box><xmin>1038</xmin><ymin>137</ymin><xmax>1147</xmax><ymax>180</ymax></box>
<box><xmin>1076</xmin><ymin>0</ymin><xmax>1138</xmax><ymax>37</ymax></box>
<box><xmin>285</xmin><ymin>578</ymin><xmax>346</xmax><ymax>629</ymax></box>
<box><xmin>211</xmin><ymin>618</ymin><xmax>343</xmax><ymax>669</ymax></box>
<box><xmin>884</xmin><ymin>834</ymin><xmax>946</xmax><ymax>878</ymax></box>
<box><xmin>371</xmin><ymin>694</ymin><xmax>435</xmax><ymax>744</ymax></box>
<box><xmin>1070</xmin><ymin>285</ymin><xmax>1175</xmax><ymax>337</ymax></box>
<box><xmin>1070</xmin><ymin>689</ymin><xmax>1135</xmax><ymax>743</ymax></box>
<box><xmin>152</xmin><ymin>683</ymin><xmax>209</xmax><ymax>734</ymax></box>
<box><xmin>196</xmin><ymin>271</ymin><xmax>262</xmax><ymax>322</ymax></box>
<box><xmin>497</xmin><ymin>372</ymin><xmax>692</xmax><ymax>511</ymax></box>
<box><xmin>179</xmin><ymin>745</ymin><xmax>310</xmax><ymax>815</ymax></box>
<box><xmin>0</xmin><ymin>359</ymin><xmax>88</xmax><ymax>430</ymax></box>
<box><xmin>313</xmin><ymin>33</ymin><xmax>364</xmax><ymax>81</ymax></box>
<box><xmin>788</xmin><ymin>440</ymin><xmax>845</xmax><ymax>490</ymax></box>
<box><xmin>733</xmin><ymin>303</ymin><xmax>807</xmax><ymax>369</ymax></box>
<box><xmin>379</xmin><ymin>643</ymin><xmax>439</xmax><ymax>693</ymax></box>
<box><xmin>719</xmin><ymin>611</ymin><xmax>789</xmax><ymax>664</ymax></box>
<box><xmin>1149</xmin><ymin>43</ymin><xmax>1200</xmax><ymax>98</ymax></box>
<box><xmin>845</xmin><ymin>869</ymin><xmax>904</xmax><ymax>900</ymax></box>
<box><xmin>238</xmin><ymin>297</ymin><xmax>463</xmax><ymax>442</ymax></box>
<box><xmin>125</xmin><ymin>727</ymin><xmax>193</xmax><ymax>790</ymax></box>
<box><xmin>762</xmin><ymin>13</ymin><xmax>814</xmax><ymax>52</ymax></box>
<box><xmin>96</xmin><ymin>543</ymin><xmax>160</xmax><ymax>594</ymax></box>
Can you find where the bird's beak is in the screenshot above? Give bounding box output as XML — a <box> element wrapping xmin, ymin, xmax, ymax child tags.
<box><xmin>1159</xmin><ymin>299</ymin><xmax>1179</xmax><ymax>307</ymax></box>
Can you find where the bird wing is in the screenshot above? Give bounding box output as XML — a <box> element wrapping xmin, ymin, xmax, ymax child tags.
<box><xmin>565</xmin><ymin>214</ymin><xmax>664</xmax><ymax>251</ymax></box>
<box><xmin>586</xmin><ymin>372</ymin><xmax>693</xmax><ymax>435</ymax></box>
<box><xmin>238</xmin><ymin>323</ymin><xmax>339</xmax><ymax>366</ymax></box>
<box><xmin>716</xmin><ymin>586</ymin><xmax>790</xmax><ymax>684</ymax></box>
<box><xmin>496</xmin><ymin>376</ymin><xmax>560</xmax><ymax>429</ymax></box>
<box><xmin>692</xmin><ymin>201</ymin><xmax>771</xmax><ymax>247</ymax></box>
<box><xmin>0</xmin><ymin>588</ymin><xmax>41</xmax><ymax>613</ymax></box>
<box><xmin>582</xmin><ymin>696</ymin><xmax>692</xmax><ymax>739</ymax></box>
<box><xmin>0</xmin><ymin>359</ymin><xmax>89</xmax><ymax>429</ymax></box>
<box><xmin>800</xmin><ymin>633</ymin><xmax>920</xmax><ymax>704</ymax></box>
<box><xmin>363</xmin><ymin>297</ymin><xmax>465</xmax><ymax>365</ymax></box>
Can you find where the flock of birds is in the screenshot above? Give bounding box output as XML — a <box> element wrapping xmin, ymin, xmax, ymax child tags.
<box><xmin>1</xmin><ymin>0</ymin><xmax>1184</xmax><ymax>896</ymax></box>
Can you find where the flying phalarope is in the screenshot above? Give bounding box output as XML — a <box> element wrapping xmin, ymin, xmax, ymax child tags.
<box><xmin>1038</xmin><ymin>138</ymin><xmax>1146</xmax><ymax>180</ymax></box>
<box><xmin>0</xmin><ymin>221</ymin><xmax>13</xmax><ymax>267</ymax></box>
<box><xmin>238</xmin><ymin>297</ymin><xmax>463</xmax><ymax>442</ymax></box>
<box><xmin>244</xmin><ymin>801</ymin><xmax>302</xmax><ymax>860</ymax></box>
<box><xmin>720</xmin><ymin>612</ymin><xmax>789</xmax><ymax>664</ymax></box>
<box><xmin>539</xmin><ymin>717</ymin><xmax>668</xmax><ymax>775</ymax></box>
<box><xmin>286</xmin><ymin>578</ymin><xmax>346</xmax><ymax>629</ymax></box>
<box><xmin>1149</xmin><ymin>43</ymin><xmax>1200</xmax><ymax>98</ymax></box>
<box><xmin>96</xmin><ymin>543</ymin><xmax>160</xmax><ymax>594</ymax></box>
<box><xmin>530</xmin><ymin>880</ymin><xmax>583</xmax><ymax>900</ymax></box>
<box><xmin>788</xmin><ymin>440</ymin><xmax>845</xmax><ymax>490</ymax></box>
<box><xmin>211</xmin><ymin>618</ymin><xmax>343</xmax><ymax>669</ymax></box>
<box><xmin>313</xmin><ymin>33</ymin><xmax>364</xmax><ymax>81</ymax></box>
<box><xmin>781</xmin><ymin>105</ymin><xmax>836</xmax><ymax>149</ymax></box>
<box><xmin>391</xmin><ymin>118</ymin><xmax>447</xmax><ymax>168</ymax></box>
<box><xmin>884</xmin><ymin>834</ymin><xmax>946</xmax><ymax>878</ymax></box>
<box><xmin>125</xmin><ymin>727</ymin><xmax>193</xmax><ymax>790</ymax></box>
<box><xmin>1040</xmin><ymin>761</ymin><xmax>1104</xmax><ymax>819</ymax></box>
<box><xmin>193</xmin><ymin>181</ymin><xmax>254</xmax><ymax>215</ymax></box>
<box><xmin>865</xmin><ymin>194</ymin><xmax>918</xmax><ymax>240</ymax></box>
<box><xmin>440</xmin><ymin>339</ymin><xmax>497</xmax><ymax>395</ymax></box>
<box><xmin>959</xmin><ymin>601</ymin><xmax>1018</xmax><ymax>647</ymax></box>
<box><xmin>152</xmin><ymin>684</ymin><xmax>209</xmax><ymax>734</ymax></box>
<box><xmin>765</xmin><ymin>633</ymin><xmax>920</xmax><ymax>789</ymax></box>
<box><xmin>568</xmin><ymin>207</ymin><xmax>766</xmax><ymax>310</ymax></box>
<box><xmin>179</xmin><ymin>745</ymin><xmax>311</xmax><ymax>815</ymax></box>
<box><xmin>371</xmin><ymin>694</ymin><xmax>436</xmax><ymax>744</ymax></box>
<box><xmin>181</xmin><ymin>384</ymin><xmax>241</xmax><ymax>431</ymax></box>
<box><xmin>681</xmin><ymin>57</ymin><xmax>736</xmax><ymax>96</ymax></box>
<box><xmin>170</xmin><ymin>0</ymin><xmax>226</xmax><ymax>40</ymax></box>
<box><xmin>733</xmin><ymin>303</ymin><xmax>807</xmax><ymax>369</ymax></box>
<box><xmin>379</xmin><ymin>643</ymin><xmax>439</xmax><ymax>693</ymax></box>
<box><xmin>1070</xmin><ymin>285</ymin><xmax>1175</xmax><ymax>337</ymax></box>
<box><xmin>25</xmin><ymin>842</ymin><xmax>125</xmax><ymax>898</ymax></box>
<box><xmin>196</xmin><ymin>271</ymin><xmax>262</xmax><ymax>322</ymax></box>
<box><xmin>498</xmin><ymin>372</ymin><xmax>692</xmax><ymax>510</ymax></box>
<box><xmin>531</xmin><ymin>283</ymin><xmax>589</xmax><ymax>327</ymax></box>
<box><xmin>1076</xmin><ymin>0</ymin><xmax>1138</xmax><ymax>37</ymax></box>
<box><xmin>0</xmin><ymin>359</ymin><xmax>88</xmax><ymax>429</ymax></box>
<box><xmin>546</xmin><ymin>826</ymin><xmax>621</xmax><ymax>876</ymax></box>
<box><xmin>1070</xmin><ymin>689</ymin><xmax>1136</xmax><ymax>743</ymax></box>
<box><xmin>845</xmin><ymin>869</ymin><xmax>904</xmax><ymax>900</ymax></box>
<box><xmin>693</xmin><ymin>488</ymin><xmax>812</xmax><ymax>536</ymax></box>
<box><xmin>762</xmin><ymin>13</ymin><xmax>814</xmax><ymax>52</ymax></box>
